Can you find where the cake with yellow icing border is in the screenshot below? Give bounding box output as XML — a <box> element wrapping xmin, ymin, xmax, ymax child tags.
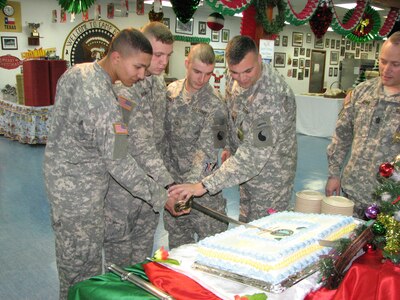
<box><xmin>195</xmin><ymin>211</ymin><xmax>355</xmax><ymax>286</ymax></box>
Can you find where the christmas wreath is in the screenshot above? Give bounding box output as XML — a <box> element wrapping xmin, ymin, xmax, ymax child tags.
<box><xmin>344</xmin><ymin>5</ymin><xmax>381</xmax><ymax>43</ymax></box>
<box><xmin>255</xmin><ymin>0</ymin><xmax>286</xmax><ymax>37</ymax></box>
<box><xmin>331</xmin><ymin>0</ymin><xmax>367</xmax><ymax>36</ymax></box>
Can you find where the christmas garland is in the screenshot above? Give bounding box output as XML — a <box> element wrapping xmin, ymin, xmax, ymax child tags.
<box><xmin>331</xmin><ymin>0</ymin><xmax>367</xmax><ymax>36</ymax></box>
<box><xmin>344</xmin><ymin>5</ymin><xmax>381</xmax><ymax>43</ymax></box>
<box><xmin>174</xmin><ymin>35</ymin><xmax>210</xmax><ymax>44</ymax></box>
<box><xmin>255</xmin><ymin>0</ymin><xmax>286</xmax><ymax>37</ymax></box>
<box><xmin>58</xmin><ymin>0</ymin><xmax>95</xmax><ymax>14</ymax></box>
<box><xmin>285</xmin><ymin>0</ymin><xmax>319</xmax><ymax>26</ymax></box>
<box><xmin>205</xmin><ymin>0</ymin><xmax>252</xmax><ymax>16</ymax></box>
<box><xmin>377</xmin><ymin>7</ymin><xmax>400</xmax><ymax>39</ymax></box>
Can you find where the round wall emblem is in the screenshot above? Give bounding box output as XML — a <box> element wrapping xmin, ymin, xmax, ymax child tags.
<box><xmin>62</xmin><ymin>19</ymin><xmax>119</xmax><ymax>66</ymax></box>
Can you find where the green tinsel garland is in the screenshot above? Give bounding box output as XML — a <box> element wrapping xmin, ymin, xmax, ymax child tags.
<box><xmin>255</xmin><ymin>0</ymin><xmax>286</xmax><ymax>35</ymax></box>
<box><xmin>58</xmin><ymin>0</ymin><xmax>95</xmax><ymax>14</ymax></box>
<box><xmin>0</xmin><ymin>0</ymin><xmax>7</xmax><ymax>10</ymax></box>
<box><xmin>344</xmin><ymin>5</ymin><xmax>381</xmax><ymax>43</ymax></box>
<box><xmin>174</xmin><ymin>35</ymin><xmax>210</xmax><ymax>44</ymax></box>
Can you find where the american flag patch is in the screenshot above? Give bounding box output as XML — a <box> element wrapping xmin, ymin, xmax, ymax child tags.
<box><xmin>113</xmin><ymin>123</ymin><xmax>128</xmax><ymax>134</ymax></box>
<box><xmin>118</xmin><ymin>95</ymin><xmax>134</xmax><ymax>111</ymax></box>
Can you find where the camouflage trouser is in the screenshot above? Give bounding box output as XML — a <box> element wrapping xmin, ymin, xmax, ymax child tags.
<box><xmin>104</xmin><ymin>178</ymin><xmax>159</xmax><ymax>267</ymax></box>
<box><xmin>164</xmin><ymin>192</ymin><xmax>227</xmax><ymax>249</ymax></box>
<box><xmin>240</xmin><ymin>182</ymin><xmax>293</xmax><ymax>223</ymax></box>
<box><xmin>49</xmin><ymin>194</ymin><xmax>105</xmax><ymax>300</ymax></box>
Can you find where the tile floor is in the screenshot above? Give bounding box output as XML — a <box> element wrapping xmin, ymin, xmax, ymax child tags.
<box><xmin>0</xmin><ymin>134</ymin><xmax>331</xmax><ymax>299</ymax></box>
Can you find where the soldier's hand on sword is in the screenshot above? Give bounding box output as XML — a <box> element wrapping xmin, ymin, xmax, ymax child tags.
<box><xmin>164</xmin><ymin>192</ymin><xmax>191</xmax><ymax>216</ymax></box>
<box><xmin>168</xmin><ymin>182</ymin><xmax>207</xmax><ymax>201</ymax></box>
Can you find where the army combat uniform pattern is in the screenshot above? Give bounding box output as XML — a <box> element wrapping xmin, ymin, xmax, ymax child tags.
<box><xmin>202</xmin><ymin>63</ymin><xmax>297</xmax><ymax>222</ymax></box>
<box><xmin>43</xmin><ymin>62</ymin><xmax>167</xmax><ymax>299</ymax></box>
<box><xmin>104</xmin><ymin>75</ymin><xmax>174</xmax><ymax>266</ymax></box>
<box><xmin>327</xmin><ymin>77</ymin><xmax>400</xmax><ymax>217</ymax></box>
<box><xmin>162</xmin><ymin>79</ymin><xmax>229</xmax><ymax>249</ymax></box>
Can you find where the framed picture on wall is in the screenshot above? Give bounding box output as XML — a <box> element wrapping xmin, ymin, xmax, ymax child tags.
<box><xmin>282</xmin><ymin>35</ymin><xmax>288</xmax><ymax>47</ymax></box>
<box><xmin>222</xmin><ymin>29</ymin><xmax>230</xmax><ymax>43</ymax></box>
<box><xmin>299</xmin><ymin>58</ymin><xmax>305</xmax><ymax>68</ymax></box>
<box><xmin>294</xmin><ymin>47</ymin><xmax>299</xmax><ymax>57</ymax></box>
<box><xmin>274</xmin><ymin>35</ymin><xmax>280</xmax><ymax>46</ymax></box>
<box><xmin>211</xmin><ymin>30</ymin><xmax>219</xmax><ymax>42</ymax></box>
<box><xmin>330</xmin><ymin>51</ymin><xmax>339</xmax><ymax>65</ymax></box>
<box><xmin>1</xmin><ymin>36</ymin><xmax>18</xmax><ymax>50</ymax></box>
<box><xmin>305</xmin><ymin>68</ymin><xmax>309</xmax><ymax>78</ymax></box>
<box><xmin>175</xmin><ymin>18</ymin><xmax>193</xmax><ymax>35</ymax></box>
<box><xmin>274</xmin><ymin>52</ymin><xmax>286</xmax><ymax>68</ymax></box>
<box><xmin>314</xmin><ymin>38</ymin><xmax>323</xmax><ymax>49</ymax></box>
<box><xmin>329</xmin><ymin>67</ymin><xmax>333</xmax><ymax>77</ymax></box>
<box><xmin>292</xmin><ymin>69</ymin><xmax>297</xmax><ymax>78</ymax></box>
<box><xmin>306</xmin><ymin>33</ymin><xmax>311</xmax><ymax>43</ymax></box>
<box><xmin>306</xmin><ymin>48</ymin><xmax>311</xmax><ymax>57</ymax></box>
<box><xmin>162</xmin><ymin>18</ymin><xmax>170</xmax><ymax>29</ymax></box>
<box><xmin>214</xmin><ymin>49</ymin><xmax>226</xmax><ymax>68</ymax></box>
<box><xmin>292</xmin><ymin>32</ymin><xmax>303</xmax><ymax>47</ymax></box>
<box><xmin>198</xmin><ymin>21</ymin><xmax>207</xmax><ymax>35</ymax></box>
<box><xmin>184</xmin><ymin>46</ymin><xmax>190</xmax><ymax>56</ymax></box>
<box><xmin>292</xmin><ymin>59</ymin><xmax>298</xmax><ymax>67</ymax></box>
<box><xmin>334</xmin><ymin>67</ymin><xmax>338</xmax><ymax>77</ymax></box>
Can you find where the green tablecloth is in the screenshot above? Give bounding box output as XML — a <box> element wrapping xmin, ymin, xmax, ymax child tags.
<box><xmin>68</xmin><ymin>262</ymin><xmax>158</xmax><ymax>300</ymax></box>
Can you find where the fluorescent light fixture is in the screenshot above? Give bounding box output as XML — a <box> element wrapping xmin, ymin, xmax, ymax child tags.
<box><xmin>328</xmin><ymin>27</ymin><xmax>333</xmax><ymax>32</ymax></box>
<box><xmin>144</xmin><ymin>0</ymin><xmax>173</xmax><ymax>7</ymax></box>
<box><xmin>234</xmin><ymin>12</ymin><xmax>243</xmax><ymax>17</ymax></box>
<box><xmin>335</xmin><ymin>3</ymin><xmax>383</xmax><ymax>11</ymax></box>
<box><xmin>284</xmin><ymin>21</ymin><xmax>290</xmax><ymax>25</ymax></box>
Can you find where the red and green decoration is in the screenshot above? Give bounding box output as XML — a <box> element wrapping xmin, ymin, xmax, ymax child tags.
<box><xmin>174</xmin><ymin>35</ymin><xmax>210</xmax><ymax>44</ymax></box>
<box><xmin>58</xmin><ymin>0</ymin><xmax>95</xmax><ymax>14</ymax></box>
<box><xmin>207</xmin><ymin>12</ymin><xmax>225</xmax><ymax>31</ymax></box>
<box><xmin>285</xmin><ymin>0</ymin><xmax>320</xmax><ymax>26</ymax></box>
<box><xmin>240</xmin><ymin>3</ymin><xmax>257</xmax><ymax>39</ymax></box>
<box><xmin>205</xmin><ymin>0</ymin><xmax>252</xmax><ymax>16</ymax></box>
<box><xmin>331</xmin><ymin>0</ymin><xmax>367</xmax><ymax>36</ymax></box>
<box><xmin>344</xmin><ymin>5</ymin><xmax>381</xmax><ymax>43</ymax></box>
<box><xmin>309</xmin><ymin>2</ymin><xmax>333</xmax><ymax>39</ymax></box>
<box><xmin>255</xmin><ymin>0</ymin><xmax>286</xmax><ymax>39</ymax></box>
<box><xmin>377</xmin><ymin>7</ymin><xmax>400</xmax><ymax>39</ymax></box>
<box><xmin>170</xmin><ymin>0</ymin><xmax>200</xmax><ymax>24</ymax></box>
<box><xmin>149</xmin><ymin>246</ymin><xmax>180</xmax><ymax>265</ymax></box>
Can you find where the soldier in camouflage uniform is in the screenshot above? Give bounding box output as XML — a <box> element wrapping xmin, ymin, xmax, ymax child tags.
<box><xmin>104</xmin><ymin>22</ymin><xmax>174</xmax><ymax>267</ymax></box>
<box><xmin>326</xmin><ymin>32</ymin><xmax>400</xmax><ymax>218</ymax></box>
<box><xmin>163</xmin><ymin>43</ymin><xmax>229</xmax><ymax>248</ymax></box>
<box><xmin>43</xmin><ymin>28</ymin><xmax>183</xmax><ymax>300</ymax></box>
<box><xmin>169</xmin><ymin>35</ymin><xmax>297</xmax><ymax>222</ymax></box>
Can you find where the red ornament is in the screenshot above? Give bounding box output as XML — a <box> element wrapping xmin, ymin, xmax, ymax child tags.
<box><xmin>309</xmin><ymin>3</ymin><xmax>333</xmax><ymax>39</ymax></box>
<box><xmin>363</xmin><ymin>242</ymin><xmax>376</xmax><ymax>253</ymax></box>
<box><xmin>379</xmin><ymin>162</ymin><xmax>394</xmax><ymax>178</ymax></box>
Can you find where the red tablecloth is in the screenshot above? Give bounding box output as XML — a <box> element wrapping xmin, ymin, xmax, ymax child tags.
<box><xmin>305</xmin><ymin>250</ymin><xmax>400</xmax><ymax>300</ymax></box>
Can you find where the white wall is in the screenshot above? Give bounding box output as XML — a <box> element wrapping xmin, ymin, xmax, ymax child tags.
<box><xmin>0</xmin><ymin>0</ymin><xmax>382</xmax><ymax>96</ymax></box>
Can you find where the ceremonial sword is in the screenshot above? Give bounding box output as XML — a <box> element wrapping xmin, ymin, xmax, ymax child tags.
<box><xmin>174</xmin><ymin>197</ymin><xmax>279</xmax><ymax>234</ymax></box>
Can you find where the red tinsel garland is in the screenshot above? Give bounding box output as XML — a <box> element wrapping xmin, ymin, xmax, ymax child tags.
<box><xmin>220</xmin><ymin>0</ymin><xmax>252</xmax><ymax>9</ymax></box>
<box><xmin>331</xmin><ymin>0</ymin><xmax>367</xmax><ymax>35</ymax></box>
<box><xmin>240</xmin><ymin>4</ymin><xmax>257</xmax><ymax>40</ymax></box>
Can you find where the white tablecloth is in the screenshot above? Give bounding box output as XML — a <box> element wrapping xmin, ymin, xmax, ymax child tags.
<box><xmin>166</xmin><ymin>244</ymin><xmax>322</xmax><ymax>300</ymax></box>
<box><xmin>296</xmin><ymin>95</ymin><xmax>344</xmax><ymax>137</ymax></box>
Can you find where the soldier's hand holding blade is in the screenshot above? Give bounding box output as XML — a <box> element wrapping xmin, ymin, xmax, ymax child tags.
<box><xmin>164</xmin><ymin>191</ymin><xmax>191</xmax><ymax>216</ymax></box>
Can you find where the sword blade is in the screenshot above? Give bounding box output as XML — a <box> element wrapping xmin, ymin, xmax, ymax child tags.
<box><xmin>191</xmin><ymin>201</ymin><xmax>274</xmax><ymax>233</ymax></box>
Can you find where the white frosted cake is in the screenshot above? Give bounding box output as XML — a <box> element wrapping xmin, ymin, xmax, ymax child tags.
<box><xmin>195</xmin><ymin>211</ymin><xmax>355</xmax><ymax>286</ymax></box>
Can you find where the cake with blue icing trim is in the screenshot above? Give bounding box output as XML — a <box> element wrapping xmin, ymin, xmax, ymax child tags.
<box><xmin>195</xmin><ymin>211</ymin><xmax>355</xmax><ymax>286</ymax></box>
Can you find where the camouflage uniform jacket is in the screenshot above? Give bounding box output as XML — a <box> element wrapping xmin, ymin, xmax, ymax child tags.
<box><xmin>162</xmin><ymin>79</ymin><xmax>228</xmax><ymax>182</ymax></box>
<box><xmin>327</xmin><ymin>77</ymin><xmax>400</xmax><ymax>202</ymax></box>
<box><xmin>44</xmin><ymin>62</ymin><xmax>167</xmax><ymax>213</ymax></box>
<box><xmin>202</xmin><ymin>63</ymin><xmax>297</xmax><ymax>197</ymax></box>
<box><xmin>115</xmin><ymin>75</ymin><xmax>174</xmax><ymax>187</ymax></box>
